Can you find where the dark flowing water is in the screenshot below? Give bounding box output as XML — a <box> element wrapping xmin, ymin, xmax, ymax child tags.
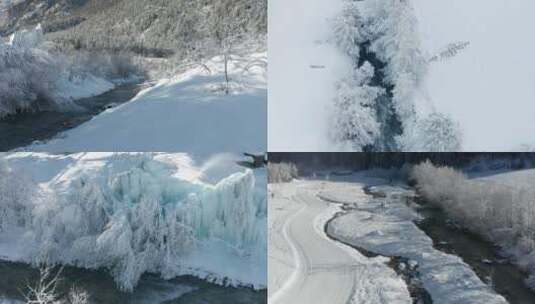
<box><xmin>0</xmin><ymin>83</ymin><xmax>148</xmax><ymax>151</ymax></box>
<box><xmin>0</xmin><ymin>261</ymin><xmax>266</xmax><ymax>304</ymax></box>
<box><xmin>414</xmin><ymin>198</ymin><xmax>535</xmax><ymax>304</ymax></box>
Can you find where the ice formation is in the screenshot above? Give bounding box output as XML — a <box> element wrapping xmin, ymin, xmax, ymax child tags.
<box><xmin>0</xmin><ymin>154</ymin><xmax>266</xmax><ymax>292</ymax></box>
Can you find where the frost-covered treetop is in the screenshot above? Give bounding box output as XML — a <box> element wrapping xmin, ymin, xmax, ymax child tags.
<box><xmin>8</xmin><ymin>23</ymin><xmax>43</xmax><ymax>48</ymax></box>
<box><xmin>0</xmin><ymin>153</ymin><xmax>267</xmax><ymax>292</ymax></box>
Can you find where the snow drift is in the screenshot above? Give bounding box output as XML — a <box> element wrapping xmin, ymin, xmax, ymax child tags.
<box><xmin>0</xmin><ymin>153</ymin><xmax>266</xmax><ymax>292</ymax></box>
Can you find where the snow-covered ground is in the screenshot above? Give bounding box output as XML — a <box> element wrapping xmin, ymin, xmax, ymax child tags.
<box><xmin>0</xmin><ymin>152</ymin><xmax>267</xmax><ymax>292</ymax></box>
<box><xmin>269</xmin><ymin>173</ymin><xmax>509</xmax><ymax>303</ymax></box>
<box><xmin>268</xmin><ymin>178</ymin><xmax>412</xmax><ymax>304</ymax></box>
<box><xmin>27</xmin><ymin>52</ymin><xmax>267</xmax><ymax>154</ymax></box>
<box><xmin>412</xmin><ymin>0</ymin><xmax>535</xmax><ymax>151</ymax></box>
<box><xmin>268</xmin><ymin>0</ymin><xmax>351</xmax><ymax>151</ymax></box>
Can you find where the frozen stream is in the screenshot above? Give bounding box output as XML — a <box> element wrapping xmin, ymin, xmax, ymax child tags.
<box><xmin>0</xmin><ymin>82</ymin><xmax>148</xmax><ymax>151</ymax></box>
<box><xmin>0</xmin><ymin>261</ymin><xmax>267</xmax><ymax>304</ymax></box>
<box><xmin>414</xmin><ymin>197</ymin><xmax>535</xmax><ymax>304</ymax></box>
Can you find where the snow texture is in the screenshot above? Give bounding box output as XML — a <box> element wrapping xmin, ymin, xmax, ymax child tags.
<box><xmin>412</xmin><ymin>0</ymin><xmax>535</xmax><ymax>151</ymax></box>
<box><xmin>268</xmin><ymin>178</ymin><xmax>412</xmax><ymax>304</ymax></box>
<box><xmin>327</xmin><ymin>181</ymin><xmax>508</xmax><ymax>304</ymax></box>
<box><xmin>0</xmin><ymin>153</ymin><xmax>266</xmax><ymax>292</ymax></box>
<box><xmin>27</xmin><ymin>52</ymin><xmax>267</xmax><ymax>154</ymax></box>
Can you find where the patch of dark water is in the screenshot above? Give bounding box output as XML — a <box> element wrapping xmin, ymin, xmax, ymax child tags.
<box><xmin>413</xmin><ymin>197</ymin><xmax>535</xmax><ymax>304</ymax></box>
<box><xmin>321</xmin><ymin>198</ymin><xmax>432</xmax><ymax>304</ymax></box>
<box><xmin>0</xmin><ymin>82</ymin><xmax>149</xmax><ymax>151</ymax></box>
<box><xmin>0</xmin><ymin>261</ymin><xmax>266</xmax><ymax>304</ymax></box>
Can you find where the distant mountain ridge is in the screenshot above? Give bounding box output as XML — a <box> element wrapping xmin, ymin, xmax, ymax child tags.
<box><xmin>0</xmin><ymin>0</ymin><xmax>266</xmax><ymax>57</ymax></box>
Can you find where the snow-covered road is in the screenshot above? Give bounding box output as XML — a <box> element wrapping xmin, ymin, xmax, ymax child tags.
<box><xmin>268</xmin><ymin>180</ymin><xmax>410</xmax><ymax>304</ymax></box>
<box><xmin>270</xmin><ymin>191</ymin><xmax>357</xmax><ymax>303</ymax></box>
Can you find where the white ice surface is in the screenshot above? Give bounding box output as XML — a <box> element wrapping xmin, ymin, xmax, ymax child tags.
<box><xmin>412</xmin><ymin>0</ymin><xmax>535</xmax><ymax>151</ymax></box>
<box><xmin>28</xmin><ymin>53</ymin><xmax>267</xmax><ymax>154</ymax></box>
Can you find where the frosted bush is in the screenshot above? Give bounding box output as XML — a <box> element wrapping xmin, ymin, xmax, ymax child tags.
<box><xmin>398</xmin><ymin>113</ymin><xmax>462</xmax><ymax>152</ymax></box>
<box><xmin>268</xmin><ymin>163</ymin><xmax>298</xmax><ymax>183</ymax></box>
<box><xmin>411</xmin><ymin>161</ymin><xmax>535</xmax><ymax>288</ymax></box>
<box><xmin>0</xmin><ymin>158</ymin><xmax>36</xmax><ymax>232</ymax></box>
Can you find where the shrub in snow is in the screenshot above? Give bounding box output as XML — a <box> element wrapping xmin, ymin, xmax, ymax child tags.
<box><xmin>0</xmin><ymin>25</ymin><xmax>142</xmax><ymax>118</ymax></box>
<box><xmin>0</xmin><ymin>25</ymin><xmax>62</xmax><ymax>117</ymax></box>
<box><xmin>12</xmin><ymin>157</ymin><xmax>266</xmax><ymax>292</ymax></box>
<box><xmin>0</xmin><ymin>158</ymin><xmax>36</xmax><ymax>232</ymax></box>
<box><xmin>397</xmin><ymin>113</ymin><xmax>462</xmax><ymax>152</ymax></box>
<box><xmin>330</xmin><ymin>62</ymin><xmax>384</xmax><ymax>149</ymax></box>
<box><xmin>411</xmin><ymin>161</ymin><xmax>535</xmax><ymax>289</ymax></box>
<box><xmin>268</xmin><ymin>162</ymin><xmax>298</xmax><ymax>183</ymax></box>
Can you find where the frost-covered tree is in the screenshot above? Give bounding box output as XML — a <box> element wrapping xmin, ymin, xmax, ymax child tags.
<box><xmin>360</xmin><ymin>0</ymin><xmax>427</xmax><ymax>130</ymax></box>
<box><xmin>23</xmin><ymin>157</ymin><xmax>265</xmax><ymax>292</ymax></box>
<box><xmin>332</xmin><ymin>0</ymin><xmax>364</xmax><ymax>64</ymax></box>
<box><xmin>398</xmin><ymin>113</ymin><xmax>462</xmax><ymax>152</ymax></box>
<box><xmin>268</xmin><ymin>162</ymin><xmax>298</xmax><ymax>183</ymax></box>
<box><xmin>0</xmin><ymin>158</ymin><xmax>36</xmax><ymax>231</ymax></box>
<box><xmin>428</xmin><ymin>41</ymin><xmax>470</xmax><ymax>63</ymax></box>
<box><xmin>330</xmin><ymin>60</ymin><xmax>385</xmax><ymax>150</ymax></box>
<box><xmin>330</xmin><ymin>3</ymin><xmax>386</xmax><ymax>150</ymax></box>
<box><xmin>0</xmin><ymin>25</ymin><xmax>61</xmax><ymax>117</ymax></box>
<box><xmin>411</xmin><ymin>162</ymin><xmax>535</xmax><ymax>290</ymax></box>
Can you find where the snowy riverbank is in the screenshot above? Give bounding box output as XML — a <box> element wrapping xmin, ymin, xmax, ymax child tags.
<box><xmin>268</xmin><ymin>172</ymin><xmax>511</xmax><ymax>303</ymax></box>
<box><xmin>26</xmin><ymin>52</ymin><xmax>267</xmax><ymax>153</ymax></box>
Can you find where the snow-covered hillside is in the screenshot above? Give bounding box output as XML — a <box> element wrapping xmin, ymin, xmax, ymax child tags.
<box><xmin>412</xmin><ymin>0</ymin><xmax>535</xmax><ymax>151</ymax></box>
<box><xmin>27</xmin><ymin>52</ymin><xmax>267</xmax><ymax>154</ymax></box>
<box><xmin>0</xmin><ymin>152</ymin><xmax>267</xmax><ymax>292</ymax></box>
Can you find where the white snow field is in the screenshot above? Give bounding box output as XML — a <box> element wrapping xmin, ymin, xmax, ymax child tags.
<box><xmin>0</xmin><ymin>152</ymin><xmax>266</xmax><ymax>292</ymax></box>
<box><xmin>412</xmin><ymin>0</ymin><xmax>535</xmax><ymax>151</ymax></box>
<box><xmin>268</xmin><ymin>179</ymin><xmax>411</xmax><ymax>304</ymax></box>
<box><xmin>269</xmin><ymin>173</ymin><xmax>508</xmax><ymax>303</ymax></box>
<box><xmin>268</xmin><ymin>0</ymin><xmax>351</xmax><ymax>151</ymax></box>
<box><xmin>28</xmin><ymin>52</ymin><xmax>267</xmax><ymax>154</ymax></box>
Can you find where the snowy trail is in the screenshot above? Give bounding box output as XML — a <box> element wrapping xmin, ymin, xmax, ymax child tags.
<box><xmin>268</xmin><ymin>0</ymin><xmax>351</xmax><ymax>151</ymax></box>
<box><xmin>269</xmin><ymin>180</ymin><xmax>411</xmax><ymax>304</ymax></box>
<box><xmin>270</xmin><ymin>191</ymin><xmax>356</xmax><ymax>304</ymax></box>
